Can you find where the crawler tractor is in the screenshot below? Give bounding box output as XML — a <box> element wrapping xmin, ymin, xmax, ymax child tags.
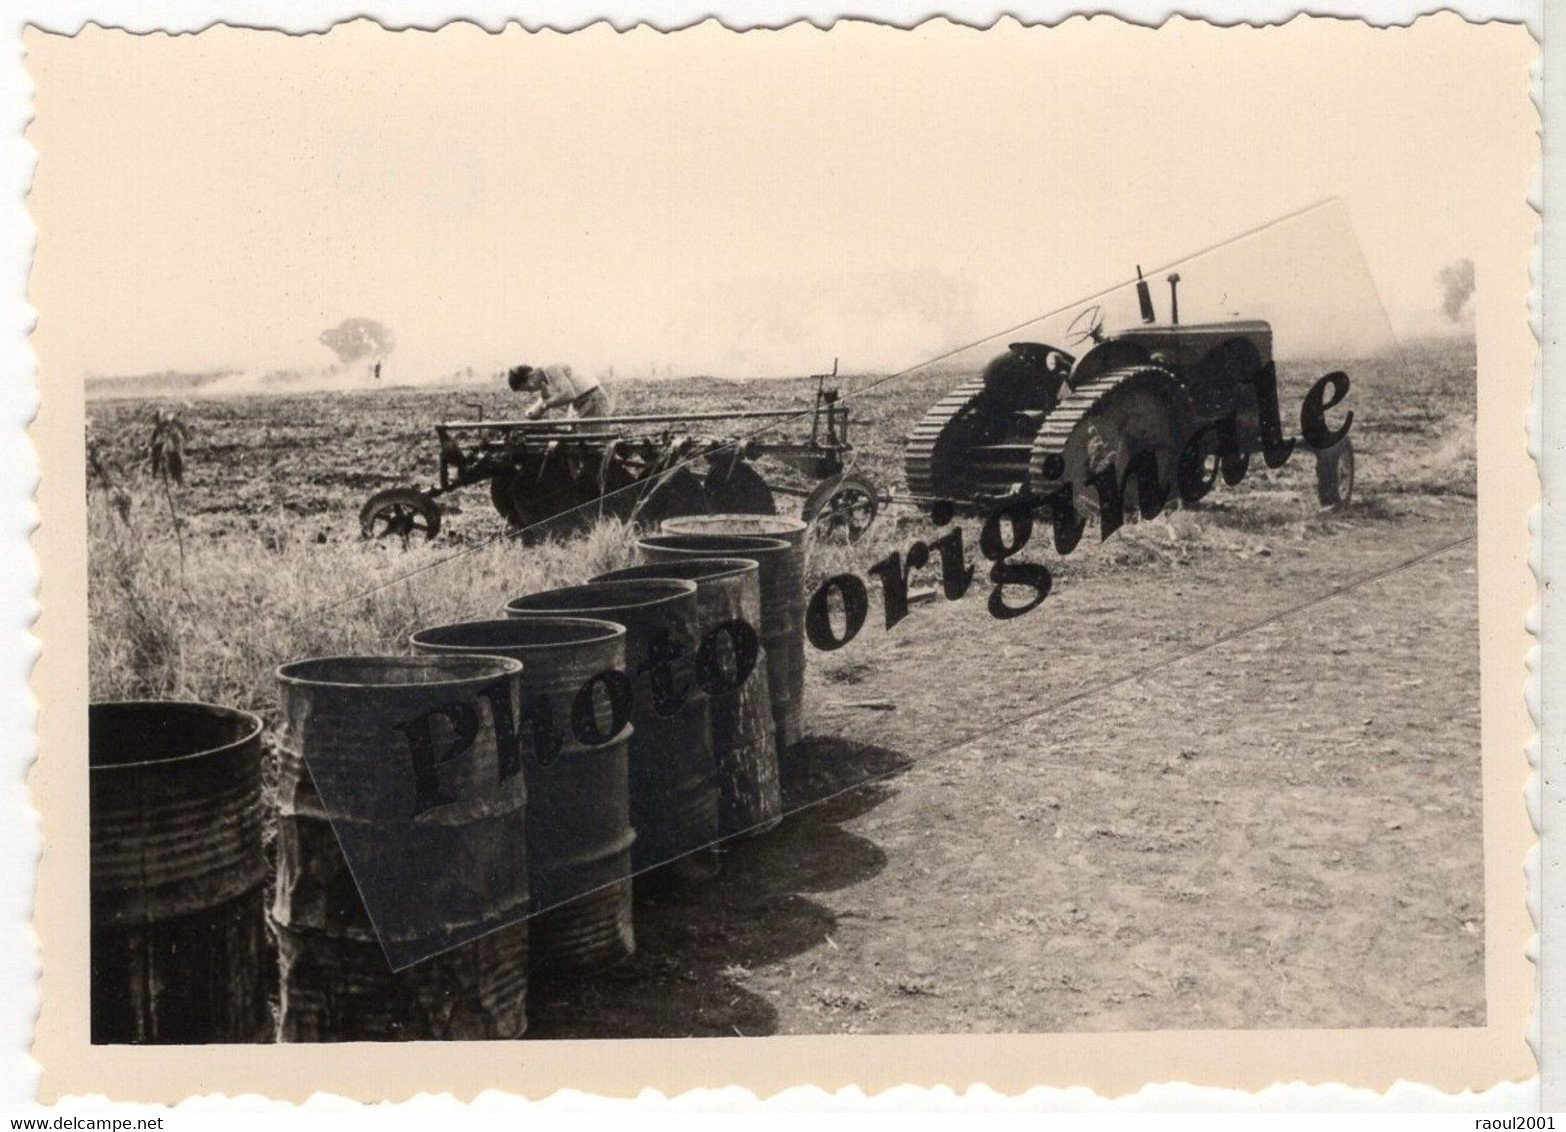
<box><xmin>903</xmin><ymin>270</ymin><xmax>1354</xmax><ymax>514</ymax></box>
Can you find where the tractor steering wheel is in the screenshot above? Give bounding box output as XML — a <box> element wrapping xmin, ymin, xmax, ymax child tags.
<box><xmin>1064</xmin><ymin>305</ymin><xmax>1104</xmax><ymax>346</ymax></box>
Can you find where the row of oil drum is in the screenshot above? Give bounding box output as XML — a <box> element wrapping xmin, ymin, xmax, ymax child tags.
<box><xmin>89</xmin><ymin>515</ymin><xmax>811</xmax><ymax>1044</ymax></box>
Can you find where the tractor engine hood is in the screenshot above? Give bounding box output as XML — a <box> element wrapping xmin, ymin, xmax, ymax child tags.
<box><xmin>1109</xmin><ymin>320</ymin><xmax>1274</xmax><ymax>370</ymax></box>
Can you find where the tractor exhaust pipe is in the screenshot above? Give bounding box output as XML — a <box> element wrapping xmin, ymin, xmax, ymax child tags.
<box><xmin>1167</xmin><ymin>272</ymin><xmax>1181</xmax><ymax>325</ymax></box>
<box><xmin>1135</xmin><ymin>266</ymin><xmax>1156</xmax><ymax>324</ymax></box>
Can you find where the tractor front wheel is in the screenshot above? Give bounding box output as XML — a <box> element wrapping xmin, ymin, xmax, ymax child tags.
<box><xmin>1315</xmin><ymin>437</ymin><xmax>1355</xmax><ymax>509</ymax></box>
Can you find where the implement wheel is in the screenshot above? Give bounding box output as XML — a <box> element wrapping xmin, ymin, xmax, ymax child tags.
<box><xmin>360</xmin><ymin>487</ymin><xmax>442</xmax><ymax>547</ymax></box>
<box><xmin>632</xmin><ymin>467</ymin><xmax>709</xmax><ymax>528</ymax></box>
<box><xmin>489</xmin><ymin>471</ymin><xmax>522</xmax><ymax>527</ymax></box>
<box><xmin>804</xmin><ymin>472</ymin><xmax>880</xmax><ymax>543</ymax></box>
<box><xmin>510</xmin><ymin>458</ymin><xmax>595</xmax><ymax>541</ymax></box>
<box><xmin>704</xmin><ymin>454</ymin><xmax>776</xmax><ymax>514</ymax></box>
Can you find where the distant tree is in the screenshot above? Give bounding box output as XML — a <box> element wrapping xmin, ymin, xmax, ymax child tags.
<box><xmin>1438</xmin><ymin>259</ymin><xmax>1476</xmax><ymax>323</ymax></box>
<box><xmin>320</xmin><ymin>318</ymin><xmax>396</xmax><ymax>365</ymax></box>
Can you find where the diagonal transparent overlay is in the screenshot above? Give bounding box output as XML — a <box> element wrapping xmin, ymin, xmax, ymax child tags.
<box><xmin>277</xmin><ymin>200</ymin><xmax>1478</xmax><ymax>970</ymax></box>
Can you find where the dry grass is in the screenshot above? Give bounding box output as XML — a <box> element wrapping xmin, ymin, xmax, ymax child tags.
<box><xmin>87</xmin><ymin>491</ymin><xmax>643</xmax><ymax>723</ymax></box>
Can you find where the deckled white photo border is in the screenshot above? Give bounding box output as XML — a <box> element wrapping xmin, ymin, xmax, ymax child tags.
<box><xmin>0</xmin><ymin>1</ymin><xmax>1548</xmax><ymax>1112</ymax></box>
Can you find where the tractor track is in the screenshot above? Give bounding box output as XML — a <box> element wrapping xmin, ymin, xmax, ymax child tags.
<box><xmin>1027</xmin><ymin>369</ymin><xmax>1161</xmax><ymax>488</ymax></box>
<box><xmin>902</xmin><ymin>379</ymin><xmax>987</xmax><ymax>499</ymax></box>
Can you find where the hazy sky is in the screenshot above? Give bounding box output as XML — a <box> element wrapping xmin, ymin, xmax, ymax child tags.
<box><xmin>27</xmin><ymin>17</ymin><xmax>1532</xmax><ymax>383</ymax></box>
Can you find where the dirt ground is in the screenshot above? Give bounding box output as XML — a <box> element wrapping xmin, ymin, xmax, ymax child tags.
<box><xmin>527</xmin><ymin>493</ymin><xmax>1482</xmax><ymax>1037</ymax></box>
<box><xmin>85</xmin><ymin>335</ymin><xmax>1484</xmax><ymax>1036</ymax></box>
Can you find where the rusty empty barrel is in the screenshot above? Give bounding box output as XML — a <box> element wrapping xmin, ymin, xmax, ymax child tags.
<box><xmin>661</xmin><ymin>514</ymin><xmax>809</xmax><ymax>552</ymax></box>
<box><xmin>640</xmin><ymin>530</ymin><xmax>805</xmax><ymax>751</ymax></box>
<box><xmin>273</xmin><ymin>655</ymin><xmax>530</xmax><ymax>1041</ymax></box>
<box><xmin>90</xmin><ymin>700</ymin><xmax>271</xmax><ymax>1044</ymax></box>
<box><xmin>659</xmin><ymin>515</ymin><xmax>809</xmax><ymax>747</ymax></box>
<box><xmin>590</xmin><ymin>559</ymin><xmax>781</xmax><ymax>838</ymax></box>
<box><xmin>411</xmin><ymin>617</ymin><xmax>635</xmax><ymax>975</ymax></box>
<box><xmin>505</xmin><ymin>580</ymin><xmax>719</xmax><ymax>886</ymax></box>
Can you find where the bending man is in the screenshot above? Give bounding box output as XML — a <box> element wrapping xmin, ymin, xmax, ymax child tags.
<box><xmin>508</xmin><ymin>363</ymin><xmax>610</xmax><ymax>421</ymax></box>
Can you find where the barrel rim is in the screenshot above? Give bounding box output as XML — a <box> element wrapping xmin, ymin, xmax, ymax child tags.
<box><xmin>589</xmin><ymin>557</ymin><xmax>760</xmax><ymax>585</ymax></box>
<box><xmin>661</xmin><ymin>514</ymin><xmax>808</xmax><ymax>535</ymax></box>
<box><xmin>410</xmin><ymin>615</ymin><xmax>626</xmax><ymax>656</ymax></box>
<box><xmin>275</xmin><ymin>653</ymin><xmax>523</xmax><ymax>690</ymax></box>
<box><xmin>88</xmin><ymin>699</ymin><xmax>264</xmax><ymax>773</ymax></box>
<box><xmin>636</xmin><ymin>533</ymin><xmax>791</xmax><ymax>555</ymax></box>
<box><xmin>503</xmin><ymin>576</ymin><xmax>699</xmax><ymax>618</ymax></box>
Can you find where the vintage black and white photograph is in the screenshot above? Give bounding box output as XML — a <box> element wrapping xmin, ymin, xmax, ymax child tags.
<box><xmin>22</xmin><ymin>12</ymin><xmax>1537</xmax><ymax>1101</ymax></box>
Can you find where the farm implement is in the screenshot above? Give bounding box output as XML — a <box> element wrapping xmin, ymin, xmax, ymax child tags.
<box><xmin>360</xmin><ymin>368</ymin><xmax>882</xmax><ymax>546</ymax></box>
